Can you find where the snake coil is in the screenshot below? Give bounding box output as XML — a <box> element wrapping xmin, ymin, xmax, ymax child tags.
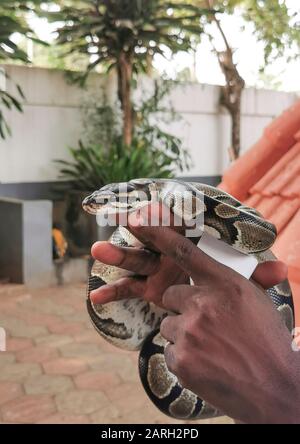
<box><xmin>83</xmin><ymin>179</ymin><xmax>294</xmax><ymax>420</ymax></box>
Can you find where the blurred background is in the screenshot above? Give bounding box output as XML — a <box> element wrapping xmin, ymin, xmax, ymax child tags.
<box><xmin>0</xmin><ymin>0</ymin><xmax>299</xmax><ymax>424</ymax></box>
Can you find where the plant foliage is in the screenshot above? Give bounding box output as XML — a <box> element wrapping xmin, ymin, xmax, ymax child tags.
<box><xmin>56</xmin><ymin>79</ymin><xmax>189</xmax><ymax>190</ymax></box>
<box><xmin>0</xmin><ymin>0</ymin><xmax>46</xmax><ymax>139</ymax></box>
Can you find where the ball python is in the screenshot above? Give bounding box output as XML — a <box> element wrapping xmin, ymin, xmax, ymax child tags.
<box><xmin>82</xmin><ymin>178</ymin><xmax>294</xmax><ymax>420</ymax></box>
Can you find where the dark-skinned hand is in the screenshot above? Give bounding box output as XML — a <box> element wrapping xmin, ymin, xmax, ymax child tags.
<box><xmin>90</xmin><ymin>204</ymin><xmax>300</xmax><ymax>424</ymax></box>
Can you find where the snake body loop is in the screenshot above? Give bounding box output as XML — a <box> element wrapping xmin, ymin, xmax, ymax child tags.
<box><xmin>83</xmin><ymin>179</ymin><xmax>294</xmax><ymax>420</ymax></box>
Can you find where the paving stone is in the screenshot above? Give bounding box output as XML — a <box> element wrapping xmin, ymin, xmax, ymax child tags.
<box><xmin>35</xmin><ymin>334</ymin><xmax>72</xmax><ymax>348</ymax></box>
<box><xmin>0</xmin><ymin>363</ymin><xmax>42</xmax><ymax>382</ymax></box>
<box><xmin>88</xmin><ymin>353</ymin><xmax>133</xmax><ymax>372</ymax></box>
<box><xmin>0</xmin><ymin>382</ymin><xmax>23</xmax><ymax>406</ymax></box>
<box><xmin>0</xmin><ymin>285</ymin><xmax>26</xmax><ymax>298</ymax></box>
<box><xmin>0</xmin><ymin>353</ymin><xmax>16</xmax><ymax>365</ymax></box>
<box><xmin>6</xmin><ymin>338</ymin><xmax>33</xmax><ymax>352</ymax></box>
<box><xmin>48</xmin><ymin>321</ymin><xmax>84</xmax><ymax>335</ymax></box>
<box><xmin>74</xmin><ymin>371</ymin><xmax>121</xmax><ymax>391</ymax></box>
<box><xmin>0</xmin><ymin>317</ymin><xmax>48</xmax><ymax>338</ymax></box>
<box><xmin>6</xmin><ymin>308</ymin><xmax>61</xmax><ymax>328</ymax></box>
<box><xmin>16</xmin><ymin>345</ymin><xmax>58</xmax><ymax>364</ymax></box>
<box><xmin>20</xmin><ymin>299</ymin><xmax>74</xmax><ymax>316</ymax></box>
<box><xmin>24</xmin><ymin>374</ymin><xmax>74</xmax><ymax>395</ymax></box>
<box><xmin>113</xmin><ymin>391</ymin><xmax>149</xmax><ymax>414</ymax></box>
<box><xmin>105</xmin><ymin>382</ymin><xmax>148</xmax><ymax>414</ymax></box>
<box><xmin>98</xmin><ymin>338</ymin><xmax>126</xmax><ymax>353</ymax></box>
<box><xmin>43</xmin><ymin>358</ymin><xmax>87</xmax><ymax>376</ymax></box>
<box><xmin>59</xmin><ymin>342</ymin><xmax>101</xmax><ymax>359</ymax></box>
<box><xmin>118</xmin><ymin>363</ymin><xmax>140</xmax><ymax>383</ymax></box>
<box><xmin>73</xmin><ymin>330</ymin><xmax>104</xmax><ymax>345</ymax></box>
<box><xmin>37</xmin><ymin>413</ymin><xmax>90</xmax><ymax>424</ymax></box>
<box><xmin>1</xmin><ymin>395</ymin><xmax>56</xmax><ymax>424</ymax></box>
<box><xmin>90</xmin><ymin>405</ymin><xmax>121</xmax><ymax>424</ymax></box>
<box><xmin>55</xmin><ymin>390</ymin><xmax>109</xmax><ymax>415</ymax></box>
<box><xmin>0</xmin><ymin>283</ymin><xmax>234</xmax><ymax>425</ymax></box>
<box><xmin>63</xmin><ymin>312</ymin><xmax>89</xmax><ymax>323</ymax></box>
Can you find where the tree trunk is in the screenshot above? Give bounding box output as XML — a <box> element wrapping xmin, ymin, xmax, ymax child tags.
<box><xmin>230</xmin><ymin>102</ymin><xmax>242</xmax><ymax>162</ymax></box>
<box><xmin>218</xmin><ymin>49</ymin><xmax>245</xmax><ymax>160</ymax></box>
<box><xmin>117</xmin><ymin>51</ymin><xmax>133</xmax><ymax>146</ymax></box>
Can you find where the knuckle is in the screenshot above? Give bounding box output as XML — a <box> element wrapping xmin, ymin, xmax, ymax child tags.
<box><xmin>164</xmin><ymin>347</ymin><xmax>176</xmax><ymax>373</ymax></box>
<box><xmin>115</xmin><ymin>284</ymin><xmax>126</xmax><ymax>301</ymax></box>
<box><xmin>184</xmin><ymin>317</ymin><xmax>199</xmax><ymax>337</ymax></box>
<box><xmin>162</xmin><ymin>285</ymin><xmax>176</xmax><ymax>306</ymax></box>
<box><xmin>143</xmin><ymin>289</ymin><xmax>155</xmax><ymax>302</ymax></box>
<box><xmin>230</xmin><ymin>278</ymin><xmax>246</xmax><ymax>299</ymax></box>
<box><xmin>190</xmin><ymin>295</ymin><xmax>217</xmax><ymax>322</ymax></box>
<box><xmin>174</xmin><ymin>349</ymin><xmax>188</xmax><ymax>375</ymax></box>
<box><xmin>174</xmin><ymin>239</ymin><xmax>194</xmax><ymax>266</ymax></box>
<box><xmin>191</xmin><ymin>293</ymin><xmax>211</xmax><ymax>312</ymax></box>
<box><xmin>160</xmin><ymin>316</ymin><xmax>171</xmax><ymax>337</ymax></box>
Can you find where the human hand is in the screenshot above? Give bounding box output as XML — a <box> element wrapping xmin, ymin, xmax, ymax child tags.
<box><xmin>90</xmin><ymin>203</ymin><xmax>287</xmax><ymax>308</ymax></box>
<box><xmin>119</xmin><ymin>212</ymin><xmax>299</xmax><ymax>424</ymax></box>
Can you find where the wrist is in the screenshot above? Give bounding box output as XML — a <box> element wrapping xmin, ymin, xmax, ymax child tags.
<box><xmin>258</xmin><ymin>351</ymin><xmax>300</xmax><ymax>424</ymax></box>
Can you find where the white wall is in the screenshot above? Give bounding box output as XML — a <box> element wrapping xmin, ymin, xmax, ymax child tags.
<box><xmin>0</xmin><ymin>65</ymin><xmax>298</xmax><ymax>183</ymax></box>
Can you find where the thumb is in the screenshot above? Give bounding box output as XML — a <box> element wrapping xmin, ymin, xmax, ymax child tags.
<box><xmin>252</xmin><ymin>261</ymin><xmax>288</xmax><ymax>289</ymax></box>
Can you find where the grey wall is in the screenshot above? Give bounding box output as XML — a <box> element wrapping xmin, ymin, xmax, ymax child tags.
<box><xmin>0</xmin><ymin>181</ymin><xmax>66</xmax><ymax>200</ymax></box>
<box><xmin>0</xmin><ymin>65</ymin><xmax>298</xmax><ymax>187</ymax></box>
<box><xmin>0</xmin><ymin>199</ymin><xmax>23</xmax><ymax>282</ymax></box>
<box><xmin>0</xmin><ymin>198</ymin><xmax>53</xmax><ymax>285</ymax></box>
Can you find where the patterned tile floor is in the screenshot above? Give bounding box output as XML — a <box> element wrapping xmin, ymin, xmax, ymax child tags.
<box><xmin>0</xmin><ymin>283</ymin><xmax>233</xmax><ymax>424</ymax></box>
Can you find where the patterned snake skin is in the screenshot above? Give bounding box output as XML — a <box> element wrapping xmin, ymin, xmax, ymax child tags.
<box><xmin>82</xmin><ymin>178</ymin><xmax>294</xmax><ymax>420</ymax></box>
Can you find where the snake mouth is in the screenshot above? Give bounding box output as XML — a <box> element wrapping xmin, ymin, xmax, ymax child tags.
<box><xmin>82</xmin><ymin>185</ymin><xmax>152</xmax><ymax>215</ymax></box>
<box><xmin>82</xmin><ymin>193</ymin><xmax>115</xmax><ymax>215</ymax></box>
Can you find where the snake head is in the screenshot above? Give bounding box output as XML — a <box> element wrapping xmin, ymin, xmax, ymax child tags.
<box><xmin>82</xmin><ymin>179</ymin><xmax>156</xmax><ymax>215</ymax></box>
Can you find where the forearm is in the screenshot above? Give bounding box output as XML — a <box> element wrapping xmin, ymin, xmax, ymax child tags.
<box><xmin>264</xmin><ymin>352</ymin><xmax>300</xmax><ymax>424</ymax></box>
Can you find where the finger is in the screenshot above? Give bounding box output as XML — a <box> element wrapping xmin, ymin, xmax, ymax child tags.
<box><xmin>128</xmin><ymin>213</ymin><xmax>221</xmax><ymax>283</ymax></box>
<box><xmin>252</xmin><ymin>261</ymin><xmax>288</xmax><ymax>289</ymax></box>
<box><xmin>164</xmin><ymin>341</ymin><xmax>177</xmax><ymax>375</ymax></box>
<box><xmin>91</xmin><ymin>241</ymin><xmax>160</xmax><ymax>276</ymax></box>
<box><xmin>126</xmin><ymin>203</ymin><xmax>187</xmax><ymax>250</ymax></box>
<box><xmin>90</xmin><ymin>276</ymin><xmax>146</xmax><ymax>304</ymax></box>
<box><xmin>162</xmin><ymin>285</ymin><xmax>197</xmax><ymax>314</ymax></box>
<box><xmin>160</xmin><ymin>314</ymin><xmax>180</xmax><ymax>343</ymax></box>
<box><xmin>128</xmin><ymin>202</ymin><xmax>181</xmax><ymax>231</ymax></box>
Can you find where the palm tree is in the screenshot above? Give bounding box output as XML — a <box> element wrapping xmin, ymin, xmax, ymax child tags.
<box><xmin>41</xmin><ymin>0</ymin><xmax>211</xmax><ymax>146</ymax></box>
<box><xmin>0</xmin><ymin>0</ymin><xmax>44</xmax><ymax>138</ymax></box>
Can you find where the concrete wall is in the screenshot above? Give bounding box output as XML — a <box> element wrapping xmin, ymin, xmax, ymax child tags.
<box><xmin>0</xmin><ymin>197</ymin><xmax>91</xmax><ymax>286</ymax></box>
<box><xmin>0</xmin><ymin>198</ymin><xmax>52</xmax><ymax>285</ymax></box>
<box><xmin>0</xmin><ymin>65</ymin><xmax>298</xmax><ymax>188</ymax></box>
<box><xmin>0</xmin><ymin>65</ymin><xmax>298</xmax><ymax>285</ymax></box>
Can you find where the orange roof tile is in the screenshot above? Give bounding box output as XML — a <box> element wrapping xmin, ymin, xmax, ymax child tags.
<box><xmin>273</xmin><ymin>208</ymin><xmax>300</xmax><ymax>283</ymax></box>
<box><xmin>219</xmin><ymin>99</ymin><xmax>300</xmax><ymax>327</ymax></box>
<box><xmin>250</xmin><ymin>142</ymin><xmax>300</xmax><ymax>195</ymax></box>
<box><xmin>268</xmin><ymin>197</ymin><xmax>300</xmax><ymax>233</ymax></box>
<box><xmin>292</xmin><ymin>128</ymin><xmax>300</xmax><ymax>141</ymax></box>
<box><xmin>220</xmin><ymin>100</ymin><xmax>300</xmax><ymax>201</ymax></box>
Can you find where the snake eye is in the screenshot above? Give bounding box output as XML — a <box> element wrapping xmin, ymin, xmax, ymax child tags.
<box><xmin>130</xmin><ymin>179</ymin><xmax>153</xmax><ymax>187</ymax></box>
<box><xmin>110</xmin><ymin>183</ymin><xmax>136</xmax><ymax>194</ymax></box>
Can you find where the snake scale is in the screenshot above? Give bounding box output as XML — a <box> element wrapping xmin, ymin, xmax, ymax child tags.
<box><xmin>82</xmin><ymin>178</ymin><xmax>294</xmax><ymax>420</ymax></box>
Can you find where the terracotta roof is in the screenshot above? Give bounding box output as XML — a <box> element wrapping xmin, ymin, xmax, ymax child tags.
<box><xmin>219</xmin><ymin>99</ymin><xmax>300</xmax><ymax>327</ymax></box>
